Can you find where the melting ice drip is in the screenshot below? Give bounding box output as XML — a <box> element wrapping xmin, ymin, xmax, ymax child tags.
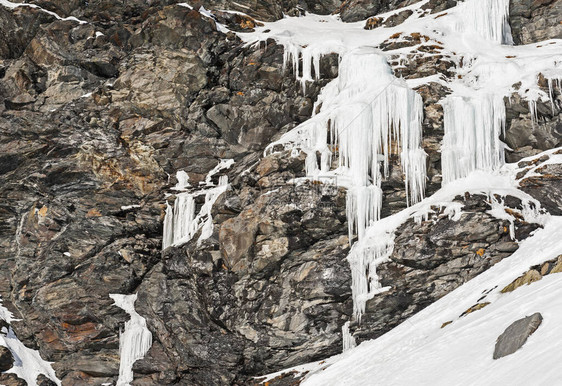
<box><xmin>162</xmin><ymin>159</ymin><xmax>233</xmax><ymax>249</ymax></box>
<box><xmin>110</xmin><ymin>294</ymin><xmax>152</xmax><ymax>386</ymax></box>
<box><xmin>269</xmin><ymin>47</ymin><xmax>427</xmax><ymax>242</ymax></box>
<box><xmin>342</xmin><ymin>321</ymin><xmax>357</xmax><ymax>352</ymax></box>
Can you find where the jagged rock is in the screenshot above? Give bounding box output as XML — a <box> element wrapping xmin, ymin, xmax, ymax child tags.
<box><xmin>519</xmin><ymin>161</ymin><xmax>562</xmax><ymax>216</ymax></box>
<box><xmin>420</xmin><ymin>0</ymin><xmax>457</xmax><ymax>14</ymax></box>
<box><xmin>0</xmin><ymin>0</ymin><xmax>561</xmax><ymax>383</ymax></box>
<box><xmin>501</xmin><ymin>269</ymin><xmax>542</xmax><ymax>293</ymax></box>
<box><xmin>37</xmin><ymin>374</ymin><xmax>58</xmax><ymax>386</ymax></box>
<box><xmin>0</xmin><ymin>345</ymin><xmax>14</xmax><ymax>372</ymax></box>
<box><xmin>504</xmin><ymin>91</ymin><xmax>562</xmax><ymax>163</ymax></box>
<box><xmin>350</xmin><ymin>193</ymin><xmax>537</xmax><ymax>343</ymax></box>
<box><xmin>460</xmin><ymin>302</ymin><xmax>490</xmax><ymax>317</ymax></box>
<box><xmin>340</xmin><ymin>0</ymin><xmax>386</xmax><ymax>22</ymax></box>
<box><xmin>340</xmin><ymin>0</ymin><xmax>420</xmax><ymax>23</ymax></box>
<box><xmin>493</xmin><ymin>313</ymin><xmax>543</xmax><ymax>359</ymax></box>
<box><xmin>510</xmin><ymin>0</ymin><xmax>562</xmax><ymax>44</ymax></box>
<box><xmin>0</xmin><ymin>373</ymin><xmax>26</xmax><ymax>386</ymax></box>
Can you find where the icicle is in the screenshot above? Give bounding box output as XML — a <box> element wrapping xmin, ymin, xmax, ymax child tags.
<box><xmin>162</xmin><ymin>202</ymin><xmax>174</xmax><ymax>250</ymax></box>
<box><xmin>441</xmin><ymin>94</ymin><xmax>506</xmax><ymax>185</ymax></box>
<box><xmin>342</xmin><ymin>321</ymin><xmax>357</xmax><ymax>352</ymax></box>
<box><xmin>173</xmin><ymin>170</ymin><xmax>190</xmax><ymax>190</ymax></box>
<box><xmin>528</xmin><ymin>99</ymin><xmax>538</xmax><ymax>128</ymax></box>
<box><xmin>163</xmin><ymin>160</ymin><xmax>233</xmax><ymax>249</ymax></box>
<box><xmin>455</xmin><ymin>0</ymin><xmax>513</xmax><ymax>44</ymax></box>
<box><xmin>268</xmin><ymin>48</ymin><xmax>427</xmax><ymax>241</ymax></box>
<box><xmin>110</xmin><ymin>294</ymin><xmax>152</xmax><ymax>386</ymax></box>
<box><xmin>347</xmin><ymin>237</ymin><xmax>393</xmax><ymax>319</ymax></box>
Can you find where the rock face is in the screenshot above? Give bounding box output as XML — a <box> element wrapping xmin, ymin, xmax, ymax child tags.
<box><xmin>0</xmin><ymin>373</ymin><xmax>27</xmax><ymax>386</ymax></box>
<box><xmin>509</xmin><ymin>0</ymin><xmax>562</xmax><ymax>44</ymax></box>
<box><xmin>518</xmin><ymin>156</ymin><xmax>562</xmax><ymax>215</ymax></box>
<box><xmin>493</xmin><ymin>313</ymin><xmax>543</xmax><ymax>359</ymax></box>
<box><xmin>350</xmin><ymin>193</ymin><xmax>538</xmax><ymax>343</ymax></box>
<box><xmin>0</xmin><ymin>0</ymin><xmax>561</xmax><ymax>385</ymax></box>
<box><xmin>0</xmin><ymin>345</ymin><xmax>14</xmax><ymax>371</ymax></box>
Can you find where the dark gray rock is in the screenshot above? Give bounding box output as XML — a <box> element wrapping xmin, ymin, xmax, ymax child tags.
<box><xmin>519</xmin><ymin>160</ymin><xmax>562</xmax><ymax>216</ymax></box>
<box><xmin>493</xmin><ymin>313</ymin><xmax>542</xmax><ymax>359</ymax></box>
<box><xmin>0</xmin><ymin>373</ymin><xmax>26</xmax><ymax>386</ymax></box>
<box><xmin>350</xmin><ymin>193</ymin><xmax>539</xmax><ymax>344</ymax></box>
<box><xmin>509</xmin><ymin>0</ymin><xmax>562</xmax><ymax>45</ymax></box>
<box><xmin>37</xmin><ymin>374</ymin><xmax>58</xmax><ymax>386</ymax></box>
<box><xmin>0</xmin><ymin>345</ymin><xmax>14</xmax><ymax>372</ymax></box>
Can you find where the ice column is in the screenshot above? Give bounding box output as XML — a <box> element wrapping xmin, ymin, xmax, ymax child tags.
<box><xmin>110</xmin><ymin>294</ymin><xmax>152</xmax><ymax>386</ymax></box>
<box><xmin>441</xmin><ymin>94</ymin><xmax>506</xmax><ymax>184</ymax></box>
<box><xmin>342</xmin><ymin>321</ymin><xmax>357</xmax><ymax>351</ymax></box>
<box><xmin>275</xmin><ymin>48</ymin><xmax>427</xmax><ymax>241</ymax></box>
<box><xmin>455</xmin><ymin>0</ymin><xmax>513</xmax><ymax>44</ymax></box>
<box><xmin>162</xmin><ymin>164</ymin><xmax>231</xmax><ymax>250</ymax></box>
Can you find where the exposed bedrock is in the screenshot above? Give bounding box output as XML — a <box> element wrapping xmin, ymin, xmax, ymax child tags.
<box><xmin>0</xmin><ymin>0</ymin><xmax>561</xmax><ymax>385</ymax></box>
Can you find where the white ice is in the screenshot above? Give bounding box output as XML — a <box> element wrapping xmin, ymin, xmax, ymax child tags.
<box><xmin>162</xmin><ymin>159</ymin><xmax>233</xmax><ymax>249</ymax></box>
<box><xmin>0</xmin><ymin>296</ymin><xmax>61</xmax><ymax>385</ymax></box>
<box><xmin>110</xmin><ymin>294</ymin><xmax>152</xmax><ymax>386</ymax></box>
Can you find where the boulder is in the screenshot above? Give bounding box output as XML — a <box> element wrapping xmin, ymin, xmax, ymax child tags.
<box><xmin>493</xmin><ymin>313</ymin><xmax>543</xmax><ymax>359</ymax></box>
<box><xmin>0</xmin><ymin>345</ymin><xmax>14</xmax><ymax>372</ymax></box>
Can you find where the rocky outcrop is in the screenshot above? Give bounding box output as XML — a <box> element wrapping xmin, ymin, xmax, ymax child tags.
<box><xmin>517</xmin><ymin>151</ymin><xmax>562</xmax><ymax>215</ymax></box>
<box><xmin>504</xmin><ymin>85</ymin><xmax>562</xmax><ymax>163</ymax></box>
<box><xmin>509</xmin><ymin>0</ymin><xmax>562</xmax><ymax>45</ymax></box>
<box><xmin>133</xmin><ymin>151</ymin><xmax>352</xmax><ymax>383</ymax></box>
<box><xmin>0</xmin><ymin>0</ymin><xmax>561</xmax><ymax>385</ymax></box>
<box><xmin>349</xmin><ymin>193</ymin><xmax>538</xmax><ymax>343</ymax></box>
<box><xmin>493</xmin><ymin>312</ymin><xmax>543</xmax><ymax>359</ymax></box>
<box><xmin>0</xmin><ymin>345</ymin><xmax>14</xmax><ymax>372</ymax></box>
<box><xmin>0</xmin><ymin>2</ymin><xmax>340</xmax><ymax>384</ymax></box>
<box><xmin>0</xmin><ymin>373</ymin><xmax>27</xmax><ymax>386</ymax></box>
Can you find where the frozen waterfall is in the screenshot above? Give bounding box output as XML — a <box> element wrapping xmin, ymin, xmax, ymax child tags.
<box><xmin>110</xmin><ymin>294</ymin><xmax>152</xmax><ymax>386</ymax></box>
<box><xmin>269</xmin><ymin>47</ymin><xmax>427</xmax><ymax>242</ymax></box>
<box><xmin>162</xmin><ymin>160</ymin><xmax>233</xmax><ymax>250</ymax></box>
<box><xmin>441</xmin><ymin>94</ymin><xmax>506</xmax><ymax>184</ymax></box>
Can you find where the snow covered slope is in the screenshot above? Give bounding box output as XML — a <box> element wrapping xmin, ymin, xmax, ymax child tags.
<box><xmin>257</xmin><ymin>149</ymin><xmax>562</xmax><ymax>385</ymax></box>
<box><xmin>299</xmin><ymin>215</ymin><xmax>562</xmax><ymax>385</ymax></box>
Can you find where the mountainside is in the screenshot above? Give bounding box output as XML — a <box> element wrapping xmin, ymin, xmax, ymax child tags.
<box><xmin>0</xmin><ymin>0</ymin><xmax>560</xmax><ymax>385</ymax></box>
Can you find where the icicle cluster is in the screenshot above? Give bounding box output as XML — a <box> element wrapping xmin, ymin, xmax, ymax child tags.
<box><xmin>162</xmin><ymin>161</ymin><xmax>232</xmax><ymax>250</ymax></box>
<box><xmin>441</xmin><ymin>94</ymin><xmax>506</xmax><ymax>184</ymax></box>
<box><xmin>347</xmin><ymin>234</ymin><xmax>393</xmax><ymax>319</ymax></box>
<box><xmin>454</xmin><ymin>0</ymin><xmax>513</xmax><ymax>44</ymax></box>
<box><xmin>110</xmin><ymin>294</ymin><xmax>152</xmax><ymax>386</ymax></box>
<box><xmin>271</xmin><ymin>47</ymin><xmax>427</xmax><ymax>241</ymax></box>
<box><xmin>282</xmin><ymin>44</ymin><xmax>325</xmax><ymax>92</ymax></box>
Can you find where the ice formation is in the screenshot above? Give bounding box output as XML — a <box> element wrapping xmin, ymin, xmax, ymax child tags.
<box><xmin>110</xmin><ymin>294</ymin><xmax>152</xmax><ymax>386</ymax></box>
<box><xmin>342</xmin><ymin>321</ymin><xmax>357</xmax><ymax>352</ymax></box>
<box><xmin>241</xmin><ymin>0</ymin><xmax>561</xmax><ymax>328</ymax></box>
<box><xmin>454</xmin><ymin>0</ymin><xmax>512</xmax><ymax>44</ymax></box>
<box><xmin>441</xmin><ymin>94</ymin><xmax>506</xmax><ymax>184</ymax></box>
<box><xmin>0</xmin><ymin>296</ymin><xmax>60</xmax><ymax>385</ymax></box>
<box><xmin>269</xmin><ymin>47</ymin><xmax>427</xmax><ymax>241</ymax></box>
<box><xmin>163</xmin><ymin>160</ymin><xmax>233</xmax><ymax>249</ymax></box>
